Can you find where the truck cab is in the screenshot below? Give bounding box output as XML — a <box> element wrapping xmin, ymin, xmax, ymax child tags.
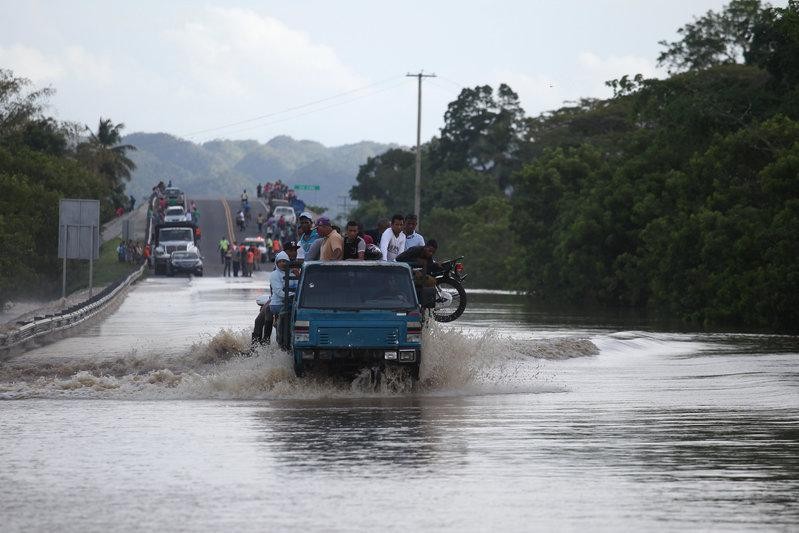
<box><xmin>152</xmin><ymin>222</ymin><xmax>199</xmax><ymax>275</ymax></box>
<box><xmin>277</xmin><ymin>261</ymin><xmax>423</xmax><ymax>379</ymax></box>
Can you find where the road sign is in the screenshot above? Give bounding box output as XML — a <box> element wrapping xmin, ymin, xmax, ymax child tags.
<box><xmin>293</xmin><ymin>184</ymin><xmax>320</xmax><ymax>191</ymax></box>
<box><xmin>58</xmin><ymin>199</ymin><xmax>100</xmax><ymax>301</ymax></box>
<box><xmin>58</xmin><ymin>199</ymin><xmax>100</xmax><ymax>260</ymax></box>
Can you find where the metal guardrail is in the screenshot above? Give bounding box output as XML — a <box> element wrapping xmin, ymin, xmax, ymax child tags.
<box><xmin>0</xmin><ymin>197</ymin><xmax>156</xmax><ymax>354</ymax></box>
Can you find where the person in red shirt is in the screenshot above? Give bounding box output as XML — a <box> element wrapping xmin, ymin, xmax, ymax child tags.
<box><xmin>246</xmin><ymin>247</ymin><xmax>255</xmax><ymax>277</ymax></box>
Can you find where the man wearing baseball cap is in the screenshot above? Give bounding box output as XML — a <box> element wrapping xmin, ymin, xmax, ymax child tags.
<box><xmin>297</xmin><ymin>211</ymin><xmax>318</xmax><ymax>255</ymax></box>
<box><xmin>316</xmin><ymin>217</ymin><xmax>343</xmax><ymax>261</ymax></box>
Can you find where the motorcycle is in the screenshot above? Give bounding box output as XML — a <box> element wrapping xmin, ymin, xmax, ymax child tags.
<box><xmin>431</xmin><ymin>257</ymin><xmax>467</xmax><ymax>322</ymax></box>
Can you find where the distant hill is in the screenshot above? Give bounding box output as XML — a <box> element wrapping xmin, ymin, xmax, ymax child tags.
<box><xmin>122</xmin><ymin>133</ymin><xmax>394</xmax><ymax>214</ymax></box>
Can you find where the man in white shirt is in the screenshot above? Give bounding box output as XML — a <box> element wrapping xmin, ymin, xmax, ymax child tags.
<box><xmin>380</xmin><ymin>214</ymin><xmax>406</xmax><ymax>261</ymax></box>
<box><xmin>402</xmin><ymin>213</ymin><xmax>425</xmax><ymax>249</ymax></box>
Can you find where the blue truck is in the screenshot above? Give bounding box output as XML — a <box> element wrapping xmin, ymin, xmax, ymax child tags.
<box><xmin>275</xmin><ymin>261</ymin><xmax>426</xmax><ymax>380</ymax></box>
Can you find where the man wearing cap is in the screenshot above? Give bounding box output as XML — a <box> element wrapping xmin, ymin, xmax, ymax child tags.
<box><xmin>297</xmin><ymin>212</ymin><xmax>318</xmax><ymax>255</ymax></box>
<box><xmin>315</xmin><ymin>217</ymin><xmax>343</xmax><ymax>261</ymax></box>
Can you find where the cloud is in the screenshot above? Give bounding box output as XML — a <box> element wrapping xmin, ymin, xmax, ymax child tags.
<box><xmin>164</xmin><ymin>7</ymin><xmax>365</xmax><ymax>100</ymax></box>
<box><xmin>0</xmin><ymin>43</ymin><xmax>114</xmax><ymax>86</ymax></box>
<box><xmin>0</xmin><ymin>44</ymin><xmax>64</xmax><ymax>82</ymax></box>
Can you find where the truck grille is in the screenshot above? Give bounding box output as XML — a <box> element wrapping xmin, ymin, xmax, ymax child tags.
<box><xmin>315</xmin><ymin>328</ymin><xmax>399</xmax><ymax>347</ymax></box>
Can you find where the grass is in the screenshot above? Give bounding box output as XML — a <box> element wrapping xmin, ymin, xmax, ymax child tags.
<box><xmin>64</xmin><ymin>239</ymin><xmax>145</xmax><ymax>295</ymax></box>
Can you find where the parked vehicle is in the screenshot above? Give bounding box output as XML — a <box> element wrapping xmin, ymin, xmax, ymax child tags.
<box><xmin>272</xmin><ymin>206</ymin><xmax>296</xmax><ymax>225</ymax></box>
<box><xmin>152</xmin><ymin>222</ymin><xmax>198</xmax><ymax>275</ymax></box>
<box><xmin>432</xmin><ymin>257</ymin><xmax>468</xmax><ymax>322</ymax></box>
<box><xmin>168</xmin><ymin>251</ymin><xmax>203</xmax><ymax>277</ymax></box>
<box><xmin>163</xmin><ymin>205</ymin><xmax>189</xmax><ymax>223</ymax></box>
<box><xmin>243</xmin><ymin>236</ymin><xmax>269</xmax><ymax>262</ymax></box>
<box><xmin>275</xmin><ymin>261</ymin><xmax>424</xmax><ymax>381</ymax></box>
<box><xmin>164</xmin><ymin>187</ymin><xmax>185</xmax><ymax>206</ymax></box>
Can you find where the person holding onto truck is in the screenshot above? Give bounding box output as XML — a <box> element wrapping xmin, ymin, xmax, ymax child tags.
<box><xmin>380</xmin><ymin>214</ymin><xmax>406</xmax><ymax>261</ymax></box>
<box><xmin>316</xmin><ymin>217</ymin><xmax>343</xmax><ymax>261</ymax></box>
<box><xmin>343</xmin><ymin>221</ymin><xmax>366</xmax><ymax>260</ymax></box>
<box><xmin>297</xmin><ymin>212</ymin><xmax>318</xmax><ymax>255</ymax></box>
<box><xmin>268</xmin><ymin>247</ymin><xmax>299</xmax><ymax>316</ymax></box>
<box><xmin>403</xmin><ymin>214</ymin><xmax>425</xmax><ymax>249</ymax></box>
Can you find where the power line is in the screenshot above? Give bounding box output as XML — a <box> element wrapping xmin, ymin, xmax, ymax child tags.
<box><xmin>215</xmin><ymin>79</ymin><xmax>411</xmax><ymax>138</ymax></box>
<box><xmin>181</xmin><ymin>74</ymin><xmax>406</xmax><ymax>138</ymax></box>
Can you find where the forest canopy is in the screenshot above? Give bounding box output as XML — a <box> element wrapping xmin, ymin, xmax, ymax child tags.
<box><xmin>0</xmin><ymin>69</ymin><xmax>135</xmax><ymax>306</ymax></box>
<box><xmin>349</xmin><ymin>0</ymin><xmax>799</xmax><ymax>331</ymax></box>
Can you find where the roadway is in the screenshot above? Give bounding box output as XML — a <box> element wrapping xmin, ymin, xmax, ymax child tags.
<box><xmin>192</xmin><ymin>198</ymin><xmax>273</xmax><ymax>276</ymax></box>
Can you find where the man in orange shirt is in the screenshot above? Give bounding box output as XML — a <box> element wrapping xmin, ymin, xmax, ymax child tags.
<box><xmin>245</xmin><ymin>246</ymin><xmax>255</xmax><ymax>277</ymax></box>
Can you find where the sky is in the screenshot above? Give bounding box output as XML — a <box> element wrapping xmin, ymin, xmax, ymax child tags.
<box><xmin>0</xmin><ymin>0</ymin><xmax>778</xmax><ymax>147</ymax></box>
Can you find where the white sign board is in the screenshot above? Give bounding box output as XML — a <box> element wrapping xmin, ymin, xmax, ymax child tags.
<box><xmin>58</xmin><ymin>199</ymin><xmax>100</xmax><ymax>260</ymax></box>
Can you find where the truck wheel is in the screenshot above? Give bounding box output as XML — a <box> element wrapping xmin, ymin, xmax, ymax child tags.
<box><xmin>293</xmin><ymin>359</ymin><xmax>304</xmax><ymax>378</ymax></box>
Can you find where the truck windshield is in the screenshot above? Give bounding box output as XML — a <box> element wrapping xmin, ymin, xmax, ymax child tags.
<box><xmin>299</xmin><ymin>266</ymin><xmax>417</xmax><ymax>310</ymax></box>
<box><xmin>159</xmin><ymin>229</ymin><xmax>193</xmax><ymax>242</ymax></box>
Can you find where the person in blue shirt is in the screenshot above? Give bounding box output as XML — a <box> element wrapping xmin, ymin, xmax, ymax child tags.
<box><xmin>297</xmin><ymin>212</ymin><xmax>318</xmax><ymax>255</ymax></box>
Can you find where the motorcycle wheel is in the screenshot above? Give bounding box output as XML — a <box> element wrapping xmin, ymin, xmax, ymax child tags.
<box><xmin>433</xmin><ymin>279</ymin><xmax>467</xmax><ymax>322</ymax></box>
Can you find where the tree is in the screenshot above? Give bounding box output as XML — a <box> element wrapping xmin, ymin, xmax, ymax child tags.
<box><xmin>432</xmin><ymin>84</ymin><xmax>527</xmax><ymax>188</ymax></box>
<box><xmin>657</xmin><ymin>0</ymin><xmax>771</xmax><ymax>73</ymax></box>
<box><xmin>749</xmin><ymin>0</ymin><xmax>799</xmax><ymax>89</ymax></box>
<box><xmin>77</xmin><ymin>118</ymin><xmax>137</xmax><ymax>207</ymax></box>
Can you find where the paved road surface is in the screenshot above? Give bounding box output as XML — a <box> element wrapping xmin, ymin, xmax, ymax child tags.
<box><xmin>193</xmin><ymin>198</ymin><xmax>273</xmax><ymax>276</ymax></box>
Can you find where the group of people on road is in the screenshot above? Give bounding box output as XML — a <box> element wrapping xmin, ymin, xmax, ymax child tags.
<box><xmin>252</xmin><ymin>211</ymin><xmax>439</xmax><ymax>345</ymax></box>
<box><xmin>116</xmin><ymin>239</ymin><xmax>148</xmax><ymax>264</ymax></box>
<box><xmin>217</xmin><ymin>237</ymin><xmax>264</xmax><ymax>278</ymax></box>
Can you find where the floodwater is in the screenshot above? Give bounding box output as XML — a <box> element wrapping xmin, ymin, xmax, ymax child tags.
<box><xmin>1</xmin><ymin>276</ymin><xmax>797</xmax><ymax>531</ymax></box>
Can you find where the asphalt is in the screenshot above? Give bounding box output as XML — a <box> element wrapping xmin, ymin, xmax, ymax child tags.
<box><xmin>192</xmin><ymin>198</ymin><xmax>274</xmax><ymax>276</ymax></box>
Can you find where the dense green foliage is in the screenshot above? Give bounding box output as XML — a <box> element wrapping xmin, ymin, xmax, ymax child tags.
<box><xmin>350</xmin><ymin>0</ymin><xmax>799</xmax><ymax>331</ymax></box>
<box><xmin>0</xmin><ymin>69</ymin><xmax>135</xmax><ymax>306</ymax></box>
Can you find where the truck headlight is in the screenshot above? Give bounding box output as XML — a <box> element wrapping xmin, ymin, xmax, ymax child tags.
<box><xmin>399</xmin><ymin>350</ymin><xmax>416</xmax><ymax>362</ymax></box>
<box><xmin>384</xmin><ymin>351</ymin><xmax>398</xmax><ymax>360</ymax></box>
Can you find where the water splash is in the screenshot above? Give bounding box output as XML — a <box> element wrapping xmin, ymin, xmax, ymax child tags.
<box><xmin>0</xmin><ymin>323</ymin><xmax>596</xmax><ymax>400</ymax></box>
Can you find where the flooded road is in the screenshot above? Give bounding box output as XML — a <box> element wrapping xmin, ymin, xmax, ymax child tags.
<box><xmin>1</xmin><ymin>276</ymin><xmax>798</xmax><ymax>531</ymax></box>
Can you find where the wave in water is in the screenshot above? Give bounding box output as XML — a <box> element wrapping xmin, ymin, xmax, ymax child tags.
<box><xmin>0</xmin><ymin>324</ymin><xmax>597</xmax><ymax>400</ymax></box>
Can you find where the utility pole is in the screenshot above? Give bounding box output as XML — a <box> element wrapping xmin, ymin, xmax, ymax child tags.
<box><xmin>406</xmin><ymin>71</ymin><xmax>436</xmax><ymax>227</ymax></box>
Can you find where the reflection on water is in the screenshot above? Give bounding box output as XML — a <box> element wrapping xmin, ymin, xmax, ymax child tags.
<box><xmin>1</xmin><ymin>278</ymin><xmax>797</xmax><ymax>530</ymax></box>
<box><xmin>254</xmin><ymin>399</ymin><xmax>461</xmax><ymax>471</ymax></box>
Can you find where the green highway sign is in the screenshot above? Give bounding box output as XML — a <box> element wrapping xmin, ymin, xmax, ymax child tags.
<box><xmin>293</xmin><ymin>184</ymin><xmax>320</xmax><ymax>191</ymax></box>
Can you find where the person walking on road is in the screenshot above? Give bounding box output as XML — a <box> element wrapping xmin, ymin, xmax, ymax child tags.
<box><xmin>257</xmin><ymin>212</ymin><xmax>265</xmax><ymax>234</ymax></box>
<box><xmin>223</xmin><ymin>247</ymin><xmax>232</xmax><ymax>277</ymax></box>
<box><xmin>245</xmin><ymin>246</ymin><xmax>255</xmax><ymax>277</ymax></box>
<box><xmin>232</xmin><ymin>241</ymin><xmax>241</xmax><ymax>277</ymax></box>
<box><xmin>218</xmin><ymin>237</ymin><xmax>229</xmax><ymax>264</ymax></box>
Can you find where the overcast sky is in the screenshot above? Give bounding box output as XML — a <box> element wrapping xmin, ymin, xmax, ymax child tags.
<box><xmin>1</xmin><ymin>0</ymin><xmax>779</xmax><ymax>147</ymax></box>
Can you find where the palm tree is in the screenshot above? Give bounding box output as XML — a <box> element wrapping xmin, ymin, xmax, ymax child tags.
<box><xmin>79</xmin><ymin>117</ymin><xmax>137</xmax><ymax>190</ymax></box>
